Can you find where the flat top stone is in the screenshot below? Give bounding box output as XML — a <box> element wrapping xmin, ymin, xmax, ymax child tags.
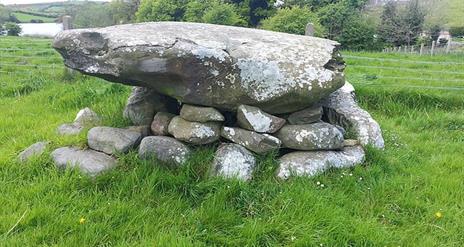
<box><xmin>53</xmin><ymin>22</ymin><xmax>345</xmax><ymax>114</ymax></box>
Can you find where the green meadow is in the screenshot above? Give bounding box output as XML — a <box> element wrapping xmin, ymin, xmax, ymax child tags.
<box><xmin>0</xmin><ymin>36</ymin><xmax>463</xmax><ymax>246</ymax></box>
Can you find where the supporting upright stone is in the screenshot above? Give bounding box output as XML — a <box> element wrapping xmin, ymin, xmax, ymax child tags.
<box><xmin>211</xmin><ymin>143</ymin><xmax>256</xmax><ymax>181</ymax></box>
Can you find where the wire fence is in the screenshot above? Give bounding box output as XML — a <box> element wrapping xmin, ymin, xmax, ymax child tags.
<box><xmin>1</xmin><ymin>39</ymin><xmax>464</xmax><ymax>94</ymax></box>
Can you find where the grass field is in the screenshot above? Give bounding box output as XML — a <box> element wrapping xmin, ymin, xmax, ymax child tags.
<box><xmin>13</xmin><ymin>11</ymin><xmax>56</xmax><ymax>23</ymax></box>
<box><xmin>0</xmin><ymin>36</ymin><xmax>463</xmax><ymax>246</ymax></box>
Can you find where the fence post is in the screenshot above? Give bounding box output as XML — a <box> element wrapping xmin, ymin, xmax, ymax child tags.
<box><xmin>431</xmin><ymin>41</ymin><xmax>435</xmax><ymax>56</ymax></box>
<box><xmin>305</xmin><ymin>23</ymin><xmax>314</xmax><ymax>36</ymax></box>
<box><xmin>62</xmin><ymin>15</ymin><xmax>76</xmax><ymax>79</ymax></box>
<box><xmin>446</xmin><ymin>37</ymin><xmax>451</xmax><ymax>54</ymax></box>
<box><xmin>420</xmin><ymin>43</ymin><xmax>424</xmax><ymax>56</ymax></box>
<box><xmin>410</xmin><ymin>45</ymin><xmax>414</xmax><ymax>53</ymax></box>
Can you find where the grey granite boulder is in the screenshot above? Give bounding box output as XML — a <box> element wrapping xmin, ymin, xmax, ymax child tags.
<box><xmin>211</xmin><ymin>143</ymin><xmax>256</xmax><ymax>181</ymax></box>
<box><xmin>275</xmin><ymin>122</ymin><xmax>344</xmax><ymax>151</ymax></box>
<box><xmin>287</xmin><ymin>105</ymin><xmax>322</xmax><ymax>124</ymax></box>
<box><xmin>53</xmin><ymin>22</ymin><xmax>345</xmax><ymax>114</ymax></box>
<box><xmin>123</xmin><ymin>87</ymin><xmax>178</xmax><ymax>125</ymax></box>
<box><xmin>237</xmin><ymin>105</ymin><xmax>286</xmax><ymax>133</ymax></box>
<box><xmin>51</xmin><ymin>147</ymin><xmax>117</xmax><ymax>176</ymax></box>
<box><xmin>57</xmin><ymin>107</ymin><xmax>100</xmax><ymax>136</ymax></box>
<box><xmin>57</xmin><ymin>123</ymin><xmax>84</xmax><ymax>136</ymax></box>
<box><xmin>126</xmin><ymin>125</ymin><xmax>151</xmax><ymax>138</ymax></box>
<box><xmin>180</xmin><ymin>104</ymin><xmax>224</xmax><ymax>123</ymax></box>
<box><xmin>74</xmin><ymin>107</ymin><xmax>100</xmax><ymax>125</ymax></box>
<box><xmin>151</xmin><ymin>112</ymin><xmax>176</xmax><ymax>136</ymax></box>
<box><xmin>221</xmin><ymin>127</ymin><xmax>281</xmax><ymax>154</ymax></box>
<box><xmin>17</xmin><ymin>141</ymin><xmax>49</xmax><ymax>163</ymax></box>
<box><xmin>87</xmin><ymin>127</ymin><xmax>142</xmax><ymax>154</ymax></box>
<box><xmin>277</xmin><ymin>146</ymin><xmax>365</xmax><ymax>179</ymax></box>
<box><xmin>321</xmin><ymin>82</ymin><xmax>384</xmax><ymax>149</ymax></box>
<box><xmin>168</xmin><ymin>116</ymin><xmax>221</xmax><ymax>145</ymax></box>
<box><xmin>138</xmin><ymin>136</ymin><xmax>190</xmax><ymax>166</ymax></box>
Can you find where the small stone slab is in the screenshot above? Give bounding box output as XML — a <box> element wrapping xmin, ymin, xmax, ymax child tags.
<box><xmin>123</xmin><ymin>87</ymin><xmax>178</xmax><ymax>125</ymax></box>
<box><xmin>343</xmin><ymin>139</ymin><xmax>360</xmax><ymax>147</ymax></box>
<box><xmin>237</xmin><ymin>105</ymin><xmax>286</xmax><ymax>133</ymax></box>
<box><xmin>17</xmin><ymin>141</ymin><xmax>49</xmax><ymax>163</ymax></box>
<box><xmin>287</xmin><ymin>105</ymin><xmax>322</xmax><ymax>125</ymax></box>
<box><xmin>275</xmin><ymin>122</ymin><xmax>344</xmax><ymax>151</ymax></box>
<box><xmin>88</xmin><ymin>127</ymin><xmax>142</xmax><ymax>155</ymax></box>
<box><xmin>138</xmin><ymin>136</ymin><xmax>190</xmax><ymax>166</ymax></box>
<box><xmin>151</xmin><ymin>112</ymin><xmax>176</xmax><ymax>136</ymax></box>
<box><xmin>57</xmin><ymin>123</ymin><xmax>84</xmax><ymax>135</ymax></box>
<box><xmin>51</xmin><ymin>147</ymin><xmax>117</xmax><ymax>176</ymax></box>
<box><xmin>74</xmin><ymin>107</ymin><xmax>100</xmax><ymax>125</ymax></box>
<box><xmin>180</xmin><ymin>104</ymin><xmax>225</xmax><ymax>123</ymax></box>
<box><xmin>126</xmin><ymin>125</ymin><xmax>151</xmax><ymax>138</ymax></box>
<box><xmin>221</xmin><ymin>127</ymin><xmax>281</xmax><ymax>154</ymax></box>
<box><xmin>277</xmin><ymin>146</ymin><xmax>365</xmax><ymax>179</ymax></box>
<box><xmin>321</xmin><ymin>82</ymin><xmax>385</xmax><ymax>149</ymax></box>
<box><xmin>212</xmin><ymin>143</ymin><xmax>256</xmax><ymax>181</ymax></box>
<box><xmin>168</xmin><ymin>116</ymin><xmax>221</xmax><ymax>145</ymax></box>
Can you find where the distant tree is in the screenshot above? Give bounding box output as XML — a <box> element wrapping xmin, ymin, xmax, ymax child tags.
<box><xmin>429</xmin><ymin>24</ymin><xmax>441</xmax><ymax>42</ymax></box>
<box><xmin>378</xmin><ymin>2</ymin><xmax>400</xmax><ymax>45</ymax></box>
<box><xmin>280</xmin><ymin>0</ymin><xmax>367</xmax><ymax>11</ymax></box>
<box><xmin>317</xmin><ymin>1</ymin><xmax>353</xmax><ymax>40</ymax></box>
<box><xmin>110</xmin><ymin>0</ymin><xmax>135</xmax><ymax>24</ymax></box>
<box><xmin>400</xmin><ymin>0</ymin><xmax>425</xmax><ymax>45</ymax></box>
<box><xmin>261</xmin><ymin>6</ymin><xmax>324</xmax><ymax>36</ymax></box>
<box><xmin>202</xmin><ymin>2</ymin><xmax>247</xmax><ymax>26</ymax></box>
<box><xmin>136</xmin><ymin>0</ymin><xmax>188</xmax><ymax>22</ymax></box>
<box><xmin>338</xmin><ymin>14</ymin><xmax>379</xmax><ymax>50</ymax></box>
<box><xmin>69</xmin><ymin>2</ymin><xmax>114</xmax><ymax>28</ymax></box>
<box><xmin>5</xmin><ymin>22</ymin><xmax>21</xmax><ymax>36</ymax></box>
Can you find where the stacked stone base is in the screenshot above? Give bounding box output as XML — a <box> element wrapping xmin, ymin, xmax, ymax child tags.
<box><xmin>18</xmin><ymin>82</ymin><xmax>384</xmax><ymax>180</ymax></box>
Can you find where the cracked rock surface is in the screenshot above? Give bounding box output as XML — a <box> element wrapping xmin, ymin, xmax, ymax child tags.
<box><xmin>212</xmin><ymin>143</ymin><xmax>256</xmax><ymax>181</ymax></box>
<box><xmin>277</xmin><ymin>146</ymin><xmax>365</xmax><ymax>179</ymax></box>
<box><xmin>53</xmin><ymin>22</ymin><xmax>345</xmax><ymax>114</ymax></box>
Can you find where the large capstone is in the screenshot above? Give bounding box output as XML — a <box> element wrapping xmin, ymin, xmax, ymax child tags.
<box><xmin>53</xmin><ymin>22</ymin><xmax>345</xmax><ymax>114</ymax></box>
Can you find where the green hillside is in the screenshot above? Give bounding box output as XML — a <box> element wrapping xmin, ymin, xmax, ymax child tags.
<box><xmin>13</xmin><ymin>11</ymin><xmax>56</xmax><ymax>23</ymax></box>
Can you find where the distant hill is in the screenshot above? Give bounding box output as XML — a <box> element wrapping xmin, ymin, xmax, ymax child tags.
<box><xmin>364</xmin><ymin>0</ymin><xmax>463</xmax><ymax>29</ymax></box>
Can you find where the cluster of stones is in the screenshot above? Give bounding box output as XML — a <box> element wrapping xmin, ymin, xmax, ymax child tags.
<box><xmin>15</xmin><ymin>22</ymin><xmax>386</xmax><ymax>180</ymax></box>
<box><xmin>18</xmin><ymin>82</ymin><xmax>383</xmax><ymax>181</ymax></box>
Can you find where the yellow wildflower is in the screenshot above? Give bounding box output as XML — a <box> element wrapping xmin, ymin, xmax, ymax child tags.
<box><xmin>79</xmin><ymin>217</ymin><xmax>86</xmax><ymax>224</ymax></box>
<box><xmin>435</xmin><ymin>212</ymin><xmax>443</xmax><ymax>219</ymax></box>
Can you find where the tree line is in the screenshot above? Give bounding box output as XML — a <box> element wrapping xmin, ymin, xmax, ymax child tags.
<box><xmin>2</xmin><ymin>0</ymin><xmax>462</xmax><ymax>50</ymax></box>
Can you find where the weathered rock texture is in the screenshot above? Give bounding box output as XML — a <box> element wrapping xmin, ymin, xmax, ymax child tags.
<box><xmin>275</xmin><ymin>122</ymin><xmax>344</xmax><ymax>151</ymax></box>
<box><xmin>151</xmin><ymin>112</ymin><xmax>175</xmax><ymax>136</ymax></box>
<box><xmin>124</xmin><ymin>87</ymin><xmax>178</xmax><ymax>125</ymax></box>
<box><xmin>287</xmin><ymin>105</ymin><xmax>322</xmax><ymax>124</ymax></box>
<box><xmin>57</xmin><ymin>107</ymin><xmax>100</xmax><ymax>136</ymax></box>
<box><xmin>138</xmin><ymin>136</ymin><xmax>190</xmax><ymax>166</ymax></box>
<box><xmin>321</xmin><ymin>82</ymin><xmax>385</xmax><ymax>149</ymax></box>
<box><xmin>51</xmin><ymin>147</ymin><xmax>117</xmax><ymax>176</ymax></box>
<box><xmin>168</xmin><ymin>116</ymin><xmax>221</xmax><ymax>145</ymax></box>
<box><xmin>88</xmin><ymin>127</ymin><xmax>142</xmax><ymax>154</ymax></box>
<box><xmin>237</xmin><ymin>105</ymin><xmax>286</xmax><ymax>133</ymax></box>
<box><xmin>53</xmin><ymin>22</ymin><xmax>345</xmax><ymax>114</ymax></box>
<box><xmin>180</xmin><ymin>104</ymin><xmax>224</xmax><ymax>123</ymax></box>
<box><xmin>221</xmin><ymin>127</ymin><xmax>281</xmax><ymax>154</ymax></box>
<box><xmin>277</xmin><ymin>146</ymin><xmax>365</xmax><ymax>179</ymax></box>
<box><xmin>212</xmin><ymin>143</ymin><xmax>256</xmax><ymax>181</ymax></box>
<box><xmin>18</xmin><ymin>141</ymin><xmax>49</xmax><ymax>163</ymax></box>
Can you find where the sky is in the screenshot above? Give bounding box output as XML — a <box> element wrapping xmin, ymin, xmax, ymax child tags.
<box><xmin>1</xmin><ymin>0</ymin><xmax>109</xmax><ymax>5</ymax></box>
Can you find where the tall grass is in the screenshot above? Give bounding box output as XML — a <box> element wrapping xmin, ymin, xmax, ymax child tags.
<box><xmin>0</xmin><ymin>37</ymin><xmax>463</xmax><ymax>246</ymax></box>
